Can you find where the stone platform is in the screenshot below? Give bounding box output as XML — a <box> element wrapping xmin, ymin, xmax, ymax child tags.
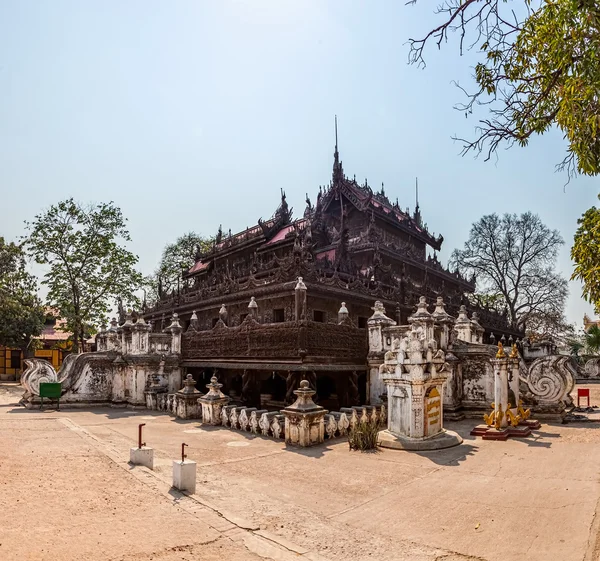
<box><xmin>378</xmin><ymin>428</ymin><xmax>463</xmax><ymax>450</ymax></box>
<box><xmin>470</xmin><ymin>424</ymin><xmax>534</xmax><ymax>440</ymax></box>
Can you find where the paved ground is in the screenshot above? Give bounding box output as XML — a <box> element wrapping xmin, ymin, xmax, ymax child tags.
<box><xmin>2</xmin><ymin>382</ymin><xmax>600</xmax><ymax>561</ymax></box>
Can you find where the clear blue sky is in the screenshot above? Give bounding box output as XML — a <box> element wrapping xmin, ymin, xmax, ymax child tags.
<box><xmin>1</xmin><ymin>1</ymin><xmax>597</xmax><ymax>326</ymax></box>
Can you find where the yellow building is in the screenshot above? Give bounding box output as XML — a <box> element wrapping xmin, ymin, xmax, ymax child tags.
<box><xmin>0</xmin><ymin>313</ymin><xmax>73</xmax><ymax>380</ymax></box>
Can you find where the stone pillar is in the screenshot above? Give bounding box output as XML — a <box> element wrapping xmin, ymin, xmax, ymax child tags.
<box><xmin>145</xmin><ymin>360</ymin><xmax>168</xmax><ymax>410</ymax></box>
<box><xmin>454</xmin><ymin>305</ymin><xmax>473</xmax><ymax>343</ymax></box>
<box><xmin>492</xmin><ymin>348</ymin><xmax>510</xmax><ymax>430</ymax></box>
<box><xmin>367</xmin><ymin>301</ymin><xmax>396</xmax><ymax>405</ymax></box>
<box><xmin>120</xmin><ymin>310</ymin><xmax>134</xmax><ymax>354</ymax></box>
<box><xmin>131</xmin><ymin>316</ymin><xmax>151</xmax><ymax>355</ymax></box>
<box><xmin>377</xmin><ymin>322</ymin><xmax>462</xmax><ymax>451</ymax></box>
<box><xmin>281</xmin><ymin>380</ymin><xmax>328</xmax><ymax>447</ymax></box>
<box><xmin>408</xmin><ymin>296</ymin><xmax>435</xmax><ymax>341</ymax></box>
<box><xmin>174</xmin><ymin>374</ymin><xmax>202</xmax><ymax>419</ymax></box>
<box><xmin>431</xmin><ymin>297</ymin><xmax>455</xmax><ymax>351</ymax></box>
<box><xmin>294</xmin><ymin>277</ymin><xmax>307</xmax><ymax>321</ymax></box>
<box><xmin>470</xmin><ymin>313</ymin><xmax>484</xmax><ymax>344</ymax></box>
<box><xmin>164</xmin><ymin>313</ymin><xmax>183</xmax><ymax>354</ymax></box>
<box><xmin>106</xmin><ymin>318</ymin><xmax>121</xmax><ymax>352</ymax></box>
<box><xmin>198</xmin><ymin>375</ymin><xmax>231</xmax><ymax>425</ymax></box>
<box><xmin>472</xmin><ymin>343</ymin><xmax>537</xmax><ymax>439</ymax></box>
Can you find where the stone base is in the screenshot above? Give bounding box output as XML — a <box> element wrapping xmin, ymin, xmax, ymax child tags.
<box><xmin>377</xmin><ymin>429</ymin><xmax>463</xmax><ymax>451</ymax></box>
<box><xmin>172</xmin><ymin>460</ymin><xmax>196</xmax><ymax>494</ymax></box>
<box><xmin>443</xmin><ymin>410</ymin><xmax>466</xmax><ymax>422</ymax></box>
<box><xmin>521</xmin><ymin>418</ymin><xmax>541</xmax><ymax>429</ymax></box>
<box><xmin>471</xmin><ymin>424</ymin><xmax>532</xmax><ymax>440</ymax></box>
<box><xmin>129</xmin><ymin>447</ymin><xmax>154</xmax><ymax>469</ymax></box>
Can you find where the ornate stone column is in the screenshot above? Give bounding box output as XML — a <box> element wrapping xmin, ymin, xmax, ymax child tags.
<box><xmin>144</xmin><ymin>359</ymin><xmax>168</xmax><ymax>410</ymax></box>
<box><xmin>174</xmin><ymin>374</ymin><xmax>202</xmax><ymax>419</ymax></box>
<box><xmin>367</xmin><ymin>301</ymin><xmax>396</xmax><ymax>405</ymax></box>
<box><xmin>281</xmin><ymin>380</ymin><xmax>328</xmax><ymax>447</ymax></box>
<box><xmin>164</xmin><ymin>313</ymin><xmax>183</xmax><ymax>354</ymax></box>
<box><xmin>378</xmin><ymin>307</ymin><xmax>462</xmax><ymax>451</ymax></box>
<box><xmin>198</xmin><ymin>376</ymin><xmax>231</xmax><ymax>425</ymax></box>
<box><xmin>454</xmin><ymin>305</ymin><xmax>473</xmax><ymax>343</ymax></box>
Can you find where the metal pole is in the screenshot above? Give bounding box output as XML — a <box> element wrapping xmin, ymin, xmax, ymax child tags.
<box><xmin>181</xmin><ymin>442</ymin><xmax>188</xmax><ymax>463</ymax></box>
<box><xmin>138</xmin><ymin>423</ymin><xmax>146</xmax><ymax>449</ymax></box>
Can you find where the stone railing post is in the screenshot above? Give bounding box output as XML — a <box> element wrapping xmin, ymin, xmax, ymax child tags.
<box><xmin>105</xmin><ymin>318</ymin><xmax>121</xmax><ymax>352</ymax></box>
<box><xmin>174</xmin><ymin>374</ymin><xmax>202</xmax><ymax>419</ymax></box>
<box><xmin>431</xmin><ymin>296</ymin><xmax>455</xmax><ymax>351</ymax></box>
<box><xmin>164</xmin><ymin>313</ymin><xmax>183</xmax><ymax>354</ymax></box>
<box><xmin>367</xmin><ymin>301</ymin><xmax>396</xmax><ymax>405</ymax></box>
<box><xmin>198</xmin><ymin>375</ymin><xmax>231</xmax><ymax>425</ymax></box>
<box><xmin>454</xmin><ymin>305</ymin><xmax>473</xmax><ymax>343</ymax></box>
<box><xmin>281</xmin><ymin>380</ymin><xmax>327</xmax><ymax>447</ymax></box>
<box><xmin>131</xmin><ymin>316</ymin><xmax>151</xmax><ymax>355</ymax></box>
<box><xmin>120</xmin><ymin>310</ymin><xmax>134</xmax><ymax>354</ymax></box>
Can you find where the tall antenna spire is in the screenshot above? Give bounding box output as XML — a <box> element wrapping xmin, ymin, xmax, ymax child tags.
<box><xmin>335</xmin><ymin>115</ymin><xmax>338</xmax><ymax>152</ymax></box>
<box><xmin>415</xmin><ymin>177</ymin><xmax>419</xmax><ymax>209</ymax></box>
<box><xmin>332</xmin><ymin>115</ymin><xmax>343</xmax><ymax>185</ymax></box>
<box><xmin>414</xmin><ymin>177</ymin><xmax>422</xmax><ymax>227</ymax></box>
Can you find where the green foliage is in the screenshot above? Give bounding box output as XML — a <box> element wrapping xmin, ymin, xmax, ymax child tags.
<box><xmin>0</xmin><ymin>237</ymin><xmax>45</xmax><ymax>350</ymax></box>
<box><xmin>348</xmin><ymin>420</ymin><xmax>384</xmax><ymax>451</ymax></box>
<box><xmin>409</xmin><ymin>0</ymin><xmax>600</xmax><ymax>177</ymax></box>
<box><xmin>585</xmin><ymin>325</ymin><xmax>600</xmax><ymax>354</ymax></box>
<box><xmin>147</xmin><ymin>232</ymin><xmax>212</xmax><ymax>305</ymax></box>
<box><xmin>572</xmin><ymin>196</ymin><xmax>600</xmax><ymax>311</ymax></box>
<box><xmin>24</xmin><ymin>199</ymin><xmax>143</xmax><ymax>352</ymax></box>
<box><xmin>451</xmin><ymin>212</ymin><xmax>568</xmax><ymax>332</ymax></box>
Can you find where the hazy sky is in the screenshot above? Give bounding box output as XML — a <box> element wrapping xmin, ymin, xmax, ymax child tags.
<box><xmin>1</xmin><ymin>1</ymin><xmax>597</xmax><ymax>325</ymax></box>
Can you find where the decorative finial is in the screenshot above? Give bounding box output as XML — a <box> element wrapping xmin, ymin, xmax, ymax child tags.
<box><xmin>496</xmin><ymin>342</ymin><xmax>506</xmax><ymax>359</ymax></box>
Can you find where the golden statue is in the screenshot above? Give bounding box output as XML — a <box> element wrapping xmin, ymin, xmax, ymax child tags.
<box><xmin>496</xmin><ymin>342</ymin><xmax>506</xmax><ymax>358</ymax></box>
<box><xmin>483</xmin><ymin>403</ymin><xmax>496</xmax><ymax>426</ymax></box>
<box><xmin>517</xmin><ymin>400</ymin><xmax>531</xmax><ymax>421</ymax></box>
<box><xmin>509</xmin><ymin>343</ymin><xmax>519</xmax><ymax>358</ymax></box>
<box><xmin>483</xmin><ymin>402</ymin><xmax>505</xmax><ymax>429</ymax></box>
<box><xmin>505</xmin><ymin>404</ymin><xmax>521</xmax><ymax>427</ymax></box>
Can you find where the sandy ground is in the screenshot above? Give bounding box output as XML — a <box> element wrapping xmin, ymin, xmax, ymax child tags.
<box><xmin>1</xmin><ymin>382</ymin><xmax>600</xmax><ymax>561</ymax></box>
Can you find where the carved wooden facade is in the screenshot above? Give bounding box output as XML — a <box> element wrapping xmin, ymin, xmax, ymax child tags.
<box><xmin>145</xmin><ymin>142</ymin><xmax>521</xmax><ymax>410</ymax></box>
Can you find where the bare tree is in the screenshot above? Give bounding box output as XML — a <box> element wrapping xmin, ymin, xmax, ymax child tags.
<box><xmin>450</xmin><ymin>212</ymin><xmax>568</xmax><ymax>332</ymax></box>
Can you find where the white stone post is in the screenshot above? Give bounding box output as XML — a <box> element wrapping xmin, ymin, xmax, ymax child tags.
<box><xmin>198</xmin><ymin>375</ymin><xmax>231</xmax><ymax>425</ymax></box>
<box><xmin>164</xmin><ymin>313</ymin><xmax>183</xmax><ymax>354</ymax></box>
<box><xmin>454</xmin><ymin>305</ymin><xmax>473</xmax><ymax>343</ymax></box>
<box><xmin>174</xmin><ymin>374</ymin><xmax>202</xmax><ymax>419</ymax></box>
<box><xmin>492</xmin><ymin>351</ymin><xmax>509</xmax><ymax>429</ymax></box>
<box><xmin>431</xmin><ymin>296</ymin><xmax>455</xmax><ymax>351</ymax></box>
<box><xmin>281</xmin><ymin>380</ymin><xmax>327</xmax><ymax>447</ymax></box>
<box><xmin>173</xmin><ymin>459</ymin><xmax>197</xmax><ymax>494</ymax></box>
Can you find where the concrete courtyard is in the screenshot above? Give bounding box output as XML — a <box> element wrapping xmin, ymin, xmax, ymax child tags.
<box><xmin>2</xmin><ymin>382</ymin><xmax>600</xmax><ymax>561</ymax></box>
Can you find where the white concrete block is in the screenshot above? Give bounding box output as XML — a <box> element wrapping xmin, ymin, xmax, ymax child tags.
<box><xmin>172</xmin><ymin>460</ymin><xmax>197</xmax><ymax>494</ymax></box>
<box><xmin>130</xmin><ymin>447</ymin><xmax>154</xmax><ymax>469</ymax></box>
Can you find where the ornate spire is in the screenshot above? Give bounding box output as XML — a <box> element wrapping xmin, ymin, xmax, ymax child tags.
<box><xmin>332</xmin><ymin>115</ymin><xmax>344</xmax><ymax>185</ymax></box>
<box><xmin>413</xmin><ymin>177</ymin><xmax>422</xmax><ymax>227</ymax></box>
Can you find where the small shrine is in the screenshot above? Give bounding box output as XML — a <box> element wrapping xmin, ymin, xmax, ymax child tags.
<box><xmin>378</xmin><ymin>297</ymin><xmax>462</xmax><ymax>450</ymax></box>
